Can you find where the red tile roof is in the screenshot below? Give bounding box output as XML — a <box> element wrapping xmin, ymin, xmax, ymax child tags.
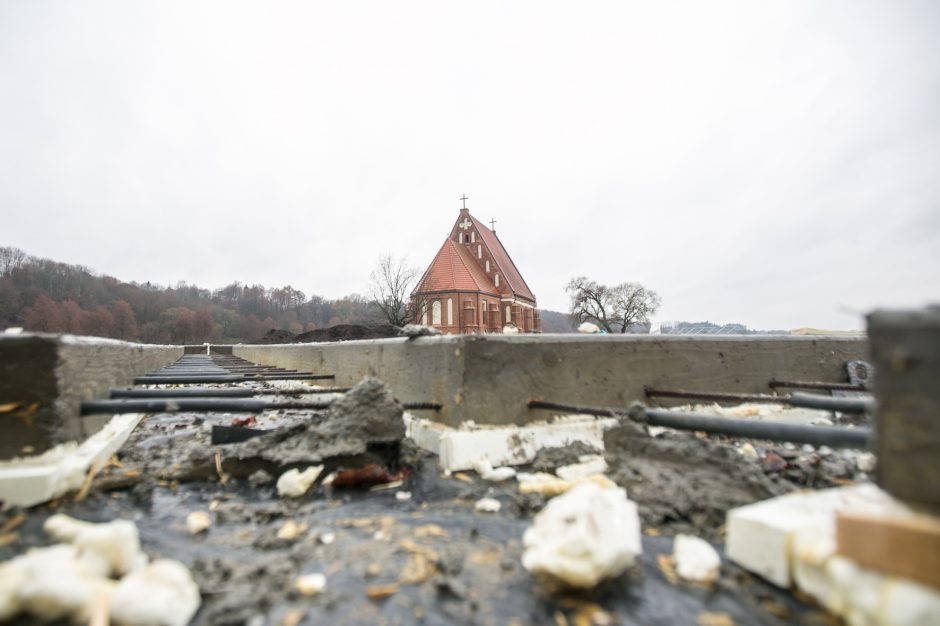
<box><xmin>415</xmin><ymin>238</ymin><xmax>498</xmax><ymax>295</ymax></box>
<box><xmin>469</xmin><ymin>214</ymin><xmax>536</xmax><ymax>302</ymax></box>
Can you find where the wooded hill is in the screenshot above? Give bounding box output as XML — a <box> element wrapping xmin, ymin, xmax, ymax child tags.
<box><xmin>0</xmin><ymin>247</ymin><xmax>574</xmax><ymax>343</ymax></box>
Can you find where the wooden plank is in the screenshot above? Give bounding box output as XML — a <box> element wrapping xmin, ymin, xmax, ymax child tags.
<box><xmin>836</xmin><ymin>510</ymin><xmax>940</xmax><ymax>592</ymax></box>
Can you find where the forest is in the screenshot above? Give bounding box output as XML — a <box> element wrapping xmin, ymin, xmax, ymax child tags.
<box><xmin>0</xmin><ymin>246</ymin><xmax>573</xmax><ymax>343</ymax></box>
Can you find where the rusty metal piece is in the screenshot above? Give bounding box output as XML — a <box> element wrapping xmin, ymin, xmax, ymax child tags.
<box><xmin>645</xmin><ymin>388</ymin><xmax>789</xmax><ymax>404</ymax></box>
<box><xmin>768</xmin><ymin>380</ymin><xmax>866</xmax><ymax>392</ymax></box>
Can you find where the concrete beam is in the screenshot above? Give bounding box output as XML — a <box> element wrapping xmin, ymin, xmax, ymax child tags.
<box><xmin>234</xmin><ymin>334</ymin><xmax>867</xmax><ymax>427</ymax></box>
<box><xmin>0</xmin><ymin>333</ymin><xmax>182</xmax><ymax>459</ymax></box>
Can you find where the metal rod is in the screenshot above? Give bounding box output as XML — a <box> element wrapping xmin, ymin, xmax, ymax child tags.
<box><xmin>645</xmin><ymin>388</ymin><xmax>789</xmax><ymax>404</ymax></box>
<box><xmin>134</xmin><ymin>375</ymin><xmax>245</xmax><ymax>384</ymax></box>
<box><xmin>527</xmin><ymin>400</ymin><xmax>871</xmax><ymax>448</ymax></box>
<box><xmin>769</xmin><ymin>380</ymin><xmax>867</xmax><ymax>392</ymax></box>
<box><xmin>83</xmin><ymin>398</ymin><xmax>441</xmax><ymax>415</ymax></box>
<box><xmin>111</xmin><ymin>387</ymin><xmax>351</xmax><ymax>398</ymax></box>
<box><xmin>788</xmin><ymin>392</ymin><xmax>874</xmax><ymax>414</ymax></box>
<box><xmin>211</xmin><ymin>425</ymin><xmax>267</xmax><ymax>444</ymax></box>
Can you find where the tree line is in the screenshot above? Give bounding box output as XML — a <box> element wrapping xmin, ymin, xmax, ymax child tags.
<box><xmin>0</xmin><ymin>246</ymin><xmax>384</xmax><ymax>343</ymax></box>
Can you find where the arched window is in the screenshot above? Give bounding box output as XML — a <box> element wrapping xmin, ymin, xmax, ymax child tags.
<box><xmin>471</xmin><ymin>232</ymin><xmax>476</xmax><ymax>243</ymax></box>
<box><xmin>421</xmin><ymin>306</ymin><xmax>428</xmax><ymax>326</ymax></box>
<box><xmin>477</xmin><ymin>244</ymin><xmax>482</xmax><ymax>258</ymax></box>
<box><xmin>504</xmin><ymin>305</ymin><xmax>510</xmax><ymax>323</ymax></box>
<box><xmin>447</xmin><ymin>298</ymin><xmax>453</xmax><ymax>326</ymax></box>
<box><xmin>432</xmin><ymin>300</ymin><xmax>442</xmax><ymax>325</ymax></box>
<box><xmin>495</xmin><ymin>273</ymin><xmax>500</xmax><ymax>287</ymax></box>
<box><xmin>485</xmin><ymin>260</ymin><xmax>490</xmax><ymax>272</ymax></box>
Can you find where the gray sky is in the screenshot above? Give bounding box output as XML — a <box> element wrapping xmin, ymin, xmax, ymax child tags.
<box><xmin>1</xmin><ymin>1</ymin><xmax>938</xmax><ymax>330</ymax></box>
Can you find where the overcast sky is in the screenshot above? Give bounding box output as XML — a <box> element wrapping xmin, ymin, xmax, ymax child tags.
<box><xmin>1</xmin><ymin>1</ymin><xmax>938</xmax><ymax>330</ymax></box>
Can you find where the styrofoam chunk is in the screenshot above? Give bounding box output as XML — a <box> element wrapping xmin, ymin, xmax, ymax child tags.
<box><xmin>673</xmin><ymin>534</ymin><xmax>721</xmax><ymax>583</ymax></box>
<box><xmin>522</xmin><ymin>482</ymin><xmax>641</xmax><ymax>588</ymax></box>
<box><xmin>555</xmin><ymin>455</ymin><xmax>607</xmax><ymax>481</ymax></box>
<box><xmin>44</xmin><ymin>514</ymin><xmax>147</xmax><ymax>577</ymax></box>
<box><xmin>110</xmin><ymin>559</ymin><xmax>201</xmax><ymax>626</ymax></box>
<box><xmin>276</xmin><ymin>465</ymin><xmax>324</xmax><ymax>498</ymax></box>
<box><xmin>475</xmin><ymin>498</ymin><xmax>502</xmax><ymax>513</ymax></box>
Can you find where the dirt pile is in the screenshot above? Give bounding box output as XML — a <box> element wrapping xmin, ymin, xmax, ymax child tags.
<box><xmin>252</xmin><ymin>324</ymin><xmax>399</xmax><ymax>344</ymax></box>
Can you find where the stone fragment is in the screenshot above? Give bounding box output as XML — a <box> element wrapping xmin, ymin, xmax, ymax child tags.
<box><xmin>522</xmin><ymin>482</ymin><xmax>642</xmax><ymax>588</ymax></box>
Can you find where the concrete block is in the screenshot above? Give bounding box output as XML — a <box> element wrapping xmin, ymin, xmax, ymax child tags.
<box><xmin>0</xmin><ymin>333</ymin><xmax>181</xmax><ymax>459</ymax></box>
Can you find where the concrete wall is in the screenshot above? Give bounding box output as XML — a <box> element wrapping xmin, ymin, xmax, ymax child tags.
<box><xmin>0</xmin><ymin>333</ymin><xmax>182</xmax><ymax>458</ymax></box>
<box><xmin>235</xmin><ymin>334</ymin><xmax>867</xmax><ymax>427</ymax></box>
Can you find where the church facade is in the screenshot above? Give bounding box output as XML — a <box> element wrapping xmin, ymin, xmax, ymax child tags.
<box><xmin>411</xmin><ymin>206</ymin><xmax>540</xmax><ymax>333</ymax></box>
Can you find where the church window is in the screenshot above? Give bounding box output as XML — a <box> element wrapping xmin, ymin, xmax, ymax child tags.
<box><xmin>447</xmin><ymin>298</ymin><xmax>453</xmax><ymax>325</ymax></box>
<box><xmin>505</xmin><ymin>305</ymin><xmax>510</xmax><ymax>323</ymax></box>
<box><xmin>471</xmin><ymin>232</ymin><xmax>476</xmax><ymax>243</ymax></box>
<box><xmin>485</xmin><ymin>260</ymin><xmax>490</xmax><ymax>272</ymax></box>
<box><xmin>477</xmin><ymin>244</ymin><xmax>481</xmax><ymax>258</ymax></box>
<box><xmin>421</xmin><ymin>306</ymin><xmax>428</xmax><ymax>326</ymax></box>
<box><xmin>495</xmin><ymin>273</ymin><xmax>500</xmax><ymax>287</ymax></box>
<box><xmin>432</xmin><ymin>300</ymin><xmax>442</xmax><ymax>325</ymax></box>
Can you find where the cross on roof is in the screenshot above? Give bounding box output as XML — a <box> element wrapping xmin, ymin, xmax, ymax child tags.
<box><xmin>489</xmin><ymin>218</ymin><xmax>497</xmax><ymax>231</ymax></box>
<box><xmin>460</xmin><ymin>194</ymin><xmax>468</xmax><ymax>209</ymax></box>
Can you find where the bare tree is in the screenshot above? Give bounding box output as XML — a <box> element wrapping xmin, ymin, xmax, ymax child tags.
<box><xmin>369</xmin><ymin>255</ymin><xmax>420</xmax><ymax>327</ymax></box>
<box><xmin>566</xmin><ymin>276</ymin><xmax>661</xmax><ymax>333</ymax></box>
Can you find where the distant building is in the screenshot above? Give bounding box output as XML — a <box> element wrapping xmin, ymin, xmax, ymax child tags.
<box><xmin>412</xmin><ymin>205</ymin><xmax>540</xmax><ymax>333</ymax></box>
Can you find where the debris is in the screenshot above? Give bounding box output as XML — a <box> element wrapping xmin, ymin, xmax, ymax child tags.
<box><xmin>522</xmin><ymin>482</ymin><xmax>642</xmax><ymax>588</ymax></box>
<box><xmin>399</xmin><ymin>324</ymin><xmax>441</xmax><ymax>339</ymax></box>
<box><xmin>577</xmin><ymin>322</ymin><xmax>601</xmax><ymax>334</ymax></box>
<box><xmin>737</xmin><ymin>443</ymin><xmax>758</xmax><ymax>460</ymax></box>
<box><xmin>395</xmin><ymin>491</ymin><xmax>412</xmax><ymax>501</ymax></box>
<box><xmin>185</xmin><ymin>511</ymin><xmax>212</xmax><ymax>535</ymax></box>
<box><xmin>413</xmin><ymin>524</ymin><xmax>447</xmax><ymax>539</ymax></box>
<box><xmin>656</xmin><ymin>553</ymin><xmax>679</xmax><ymax>586</ymax></box>
<box><xmin>502</xmin><ymin>325</ymin><xmax>520</xmax><ymax>334</ymax></box>
<box><xmin>318</xmin><ymin>532</ymin><xmax>335</xmax><ymax>545</ymax></box>
<box><xmin>332</xmin><ymin>463</ymin><xmax>404</xmax><ymax>489</ymax></box>
<box><xmin>761</xmin><ymin>452</ymin><xmax>787</xmax><ymax>473</ymax></box>
<box><xmin>672</xmin><ymin>534</ymin><xmax>721</xmax><ymax>584</ymax></box>
<box><xmin>234</xmin><ymin>378</ymin><xmax>404</xmax><ymax>465</ymax></box>
<box><xmin>473</xmin><ymin>457</ymin><xmax>517</xmax><ymax>482</ymax></box>
<box><xmin>43</xmin><ymin>514</ymin><xmax>146</xmax><ymax>576</ymax></box>
<box><xmin>365</xmin><ymin>583</ymin><xmax>399</xmax><ymax>599</ymax></box>
<box><xmin>276</xmin><ymin>520</ymin><xmax>308</xmax><ymax>541</ymax></box>
<box><xmin>365</xmin><ymin>563</ymin><xmax>382</xmax><ymax>577</ymax></box>
<box><xmin>475</xmin><ymin>498</ymin><xmax>502</xmax><ymax>513</ymax></box>
<box><xmin>231</xmin><ymin>415</ymin><xmax>257</xmax><ymax>428</ymax></box>
<box><xmin>294</xmin><ymin>573</ymin><xmax>326</xmax><ymax>596</ymax></box>
<box><xmin>554</xmin><ymin>455</ymin><xmax>608</xmax><ymax>481</ymax></box>
<box><xmin>110</xmin><ymin>559</ymin><xmax>201</xmax><ymax>626</ymax></box>
<box><xmin>248</xmin><ymin>469</ymin><xmax>274</xmax><ymax>486</ymax></box>
<box><xmin>856</xmin><ymin>452</ymin><xmax>877</xmax><ymax>473</ymax></box>
<box><xmin>697</xmin><ymin>611</ymin><xmax>734</xmax><ymax>626</ymax></box>
<box><xmin>517</xmin><ymin>472</ymin><xmax>617</xmax><ymax>496</ymax></box>
<box><xmin>276</xmin><ymin>465</ymin><xmax>324</xmax><ymax>498</ymax></box>
<box><xmin>1</xmin><ymin>518</ymin><xmax>198</xmax><ymax>626</ymax></box>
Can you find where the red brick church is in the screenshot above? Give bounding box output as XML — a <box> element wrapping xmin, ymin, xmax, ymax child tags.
<box><xmin>412</xmin><ymin>202</ymin><xmax>540</xmax><ymax>333</ymax></box>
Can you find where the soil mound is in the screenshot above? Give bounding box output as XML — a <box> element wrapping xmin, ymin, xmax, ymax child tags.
<box><xmin>252</xmin><ymin>329</ymin><xmax>294</xmax><ymax>344</ymax></box>
<box><xmin>291</xmin><ymin>324</ymin><xmax>398</xmax><ymax>343</ymax></box>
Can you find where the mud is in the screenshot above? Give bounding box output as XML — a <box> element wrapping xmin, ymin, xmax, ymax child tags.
<box><xmin>529</xmin><ymin>441</ymin><xmax>601</xmax><ymax>473</ymax></box>
<box><xmin>603</xmin><ymin>420</ymin><xmax>795</xmax><ymax>541</ymax></box>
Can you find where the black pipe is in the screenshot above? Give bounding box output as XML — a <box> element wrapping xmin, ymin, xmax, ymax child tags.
<box><xmin>645</xmin><ymin>388</ymin><xmax>789</xmax><ymax>404</ymax></box>
<box><xmin>788</xmin><ymin>392</ymin><xmax>874</xmax><ymax>414</ymax></box>
<box><xmin>527</xmin><ymin>400</ymin><xmax>871</xmax><ymax>449</ymax></box>
<box><xmin>111</xmin><ymin>387</ymin><xmax>351</xmax><ymax>398</ymax></box>
<box><xmin>134</xmin><ymin>375</ymin><xmax>245</xmax><ymax>384</ymax></box>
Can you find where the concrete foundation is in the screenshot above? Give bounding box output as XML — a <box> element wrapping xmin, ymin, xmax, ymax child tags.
<box><xmin>0</xmin><ymin>333</ymin><xmax>182</xmax><ymax>459</ymax></box>
<box><xmin>234</xmin><ymin>334</ymin><xmax>867</xmax><ymax>427</ymax></box>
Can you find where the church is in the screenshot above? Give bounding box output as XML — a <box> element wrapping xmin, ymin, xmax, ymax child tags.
<box><xmin>411</xmin><ymin>201</ymin><xmax>540</xmax><ymax>333</ymax></box>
